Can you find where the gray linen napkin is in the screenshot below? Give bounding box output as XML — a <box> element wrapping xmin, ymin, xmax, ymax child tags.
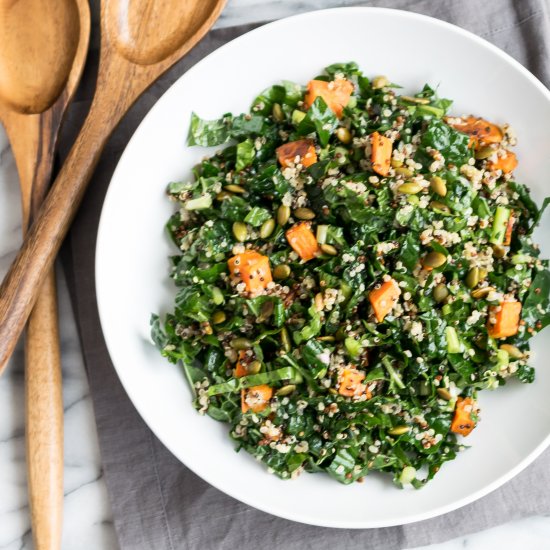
<box><xmin>62</xmin><ymin>1</ymin><xmax>550</xmax><ymax>548</ymax></box>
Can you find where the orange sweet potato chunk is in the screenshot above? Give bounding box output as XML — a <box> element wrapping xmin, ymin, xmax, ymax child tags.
<box><xmin>445</xmin><ymin>116</ymin><xmax>503</xmax><ymax>149</ymax></box>
<box><xmin>487</xmin><ymin>301</ymin><xmax>522</xmax><ymax>339</ymax></box>
<box><xmin>241</xmin><ymin>385</ymin><xmax>273</xmax><ymax>413</ymax></box>
<box><xmin>276</xmin><ymin>139</ymin><xmax>317</xmax><ymax>168</ymax></box>
<box><xmin>339</xmin><ymin>368</ymin><xmax>369</xmax><ymax>397</ymax></box>
<box><xmin>450</xmin><ymin>397</ymin><xmax>478</xmax><ymax>436</ymax></box>
<box><xmin>285</xmin><ymin>222</ymin><xmax>320</xmax><ymax>262</ymax></box>
<box><xmin>488</xmin><ymin>151</ymin><xmax>518</xmax><ymax>174</ymax></box>
<box><xmin>371</xmin><ymin>131</ymin><xmax>392</xmax><ymax>177</ymax></box>
<box><xmin>369</xmin><ymin>278</ymin><xmax>401</xmax><ymax>322</ymax></box>
<box><xmin>228</xmin><ymin>251</ymin><xmax>272</xmax><ymax>294</ymax></box>
<box><xmin>304</xmin><ymin>78</ymin><xmax>354</xmax><ymax>118</ymax></box>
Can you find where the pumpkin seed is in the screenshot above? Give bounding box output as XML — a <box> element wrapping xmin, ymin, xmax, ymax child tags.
<box><xmin>478</xmin><ymin>268</ymin><xmax>488</xmax><ymax>280</ymax></box>
<box><xmin>315</xmin><ymin>292</ymin><xmax>324</xmax><ymax>312</ymax></box>
<box><xmin>430</xmin><ymin>200</ymin><xmax>450</xmax><ymax>214</ymax></box>
<box><xmin>211</xmin><ymin>311</ymin><xmax>226</xmax><ymax>325</ymax></box>
<box><xmin>433</xmin><ymin>283</ymin><xmax>449</xmax><ymax>303</ymax></box>
<box><xmin>231</xmin><ymin>337</ymin><xmax>252</xmax><ymax>350</ymax></box>
<box><xmin>401</xmin><ymin>95</ymin><xmax>430</xmax><ymax>105</ymax></box>
<box><xmin>499</xmin><ymin>344</ymin><xmax>524</xmax><ymax>359</ymax></box>
<box><xmin>335</xmin><ymin>327</ymin><xmax>346</xmax><ymax>341</ymax></box>
<box><xmin>336</xmin><ymin>127</ymin><xmax>352</xmax><ymax>144</ymax></box>
<box><xmin>395</xmin><ymin>166</ymin><xmax>413</xmax><ymax>177</ymax></box>
<box><xmin>273</xmin><ymin>264</ymin><xmax>291</xmax><ymax>280</ymax></box>
<box><xmin>492</xmin><ymin>244</ymin><xmax>506</xmax><ymax>258</ymax></box>
<box><xmin>215</xmin><ymin>191</ymin><xmax>232</xmax><ymax>201</ymax></box>
<box><xmin>277</xmin><ymin>204</ymin><xmax>291</xmax><ymax>226</ymax></box>
<box><xmin>275</xmin><ymin>384</ymin><xmax>296</xmax><ymax>397</ymax></box>
<box><xmin>257</xmin><ymin>301</ymin><xmax>274</xmax><ymax>323</ymax></box>
<box><xmin>388</xmin><ymin>425</ymin><xmax>410</xmax><ymax>435</ymax></box>
<box><xmin>328</xmin><ymin>388</ymin><xmax>338</xmax><ymax>395</ymax></box>
<box><xmin>260</xmin><ymin>218</ymin><xmax>275</xmax><ymax>239</ymax></box>
<box><xmin>372</xmin><ymin>75</ymin><xmax>389</xmax><ymax>89</ymax></box>
<box><xmin>397</xmin><ymin>182</ymin><xmax>423</xmax><ymax>194</ymax></box>
<box><xmin>281</xmin><ymin>327</ymin><xmax>291</xmax><ymax>353</ymax></box>
<box><xmin>317</xmin><ymin>335</ymin><xmax>335</xmax><ymax>342</ymax></box>
<box><xmin>225</xmin><ymin>184</ymin><xmax>246</xmax><ymax>193</ymax></box>
<box><xmin>247</xmin><ymin>360</ymin><xmax>262</xmax><ymax>375</ymax></box>
<box><xmin>422</xmin><ymin>251</ymin><xmax>447</xmax><ymax>268</ymax></box>
<box><xmin>272</xmin><ymin>102</ymin><xmax>284</xmax><ymax>122</ymax></box>
<box><xmin>465</xmin><ymin>267</ymin><xmax>480</xmax><ymax>289</ymax></box>
<box><xmin>475</xmin><ymin>145</ymin><xmax>495</xmax><ymax>160</ymax></box>
<box><xmin>391</xmin><ymin>158</ymin><xmax>403</xmax><ymax>168</ymax></box>
<box><xmin>232</xmin><ymin>221</ymin><xmax>248</xmax><ymax>242</ymax></box>
<box><xmin>471</xmin><ymin>286</ymin><xmax>495</xmax><ymax>299</ymax></box>
<box><xmin>294</xmin><ymin>207</ymin><xmax>316</xmax><ymax>220</ymax></box>
<box><xmin>320</xmin><ymin>243</ymin><xmax>338</xmax><ymax>256</ymax></box>
<box><xmin>437</xmin><ymin>388</ymin><xmax>452</xmax><ymax>400</ymax></box>
<box><xmin>430</xmin><ymin>176</ymin><xmax>447</xmax><ymax>197</ymax></box>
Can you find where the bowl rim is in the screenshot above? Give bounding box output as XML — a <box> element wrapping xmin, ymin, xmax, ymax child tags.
<box><xmin>96</xmin><ymin>6</ymin><xmax>550</xmax><ymax>528</ymax></box>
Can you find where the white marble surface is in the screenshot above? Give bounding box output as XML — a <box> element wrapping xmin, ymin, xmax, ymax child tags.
<box><xmin>2</xmin><ymin>1</ymin><xmax>550</xmax><ymax>549</ymax></box>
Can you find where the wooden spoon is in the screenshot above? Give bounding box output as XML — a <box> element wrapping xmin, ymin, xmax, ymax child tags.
<box><xmin>0</xmin><ymin>0</ymin><xmax>228</xmax><ymax>373</ymax></box>
<box><xmin>0</xmin><ymin>1</ymin><xmax>90</xmax><ymax>548</ymax></box>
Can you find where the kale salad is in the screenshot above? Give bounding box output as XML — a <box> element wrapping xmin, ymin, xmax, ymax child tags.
<box><xmin>151</xmin><ymin>62</ymin><xmax>550</xmax><ymax>488</ymax></box>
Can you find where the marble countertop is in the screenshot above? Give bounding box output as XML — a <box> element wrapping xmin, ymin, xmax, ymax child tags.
<box><xmin>2</xmin><ymin>1</ymin><xmax>550</xmax><ymax>548</ymax></box>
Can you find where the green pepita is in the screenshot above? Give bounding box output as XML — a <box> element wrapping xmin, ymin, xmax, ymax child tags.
<box><xmin>423</xmin><ymin>251</ymin><xmax>447</xmax><ymax>268</ymax></box>
<box><xmin>320</xmin><ymin>243</ymin><xmax>338</xmax><ymax>256</ymax></box>
<box><xmin>260</xmin><ymin>218</ymin><xmax>275</xmax><ymax>239</ymax></box>
<box><xmin>433</xmin><ymin>283</ymin><xmax>449</xmax><ymax>303</ymax></box>
<box><xmin>231</xmin><ymin>337</ymin><xmax>252</xmax><ymax>350</ymax></box>
<box><xmin>437</xmin><ymin>388</ymin><xmax>452</xmax><ymax>400</ymax></box>
<box><xmin>257</xmin><ymin>300</ymin><xmax>274</xmax><ymax>323</ymax></box>
<box><xmin>372</xmin><ymin>75</ymin><xmax>389</xmax><ymax>89</ymax></box>
<box><xmin>390</xmin><ymin>158</ymin><xmax>403</xmax><ymax>168</ymax></box>
<box><xmin>397</xmin><ymin>182</ymin><xmax>423</xmax><ymax>194</ymax></box>
<box><xmin>280</xmin><ymin>327</ymin><xmax>291</xmax><ymax>353</ymax></box>
<box><xmin>225</xmin><ymin>184</ymin><xmax>246</xmax><ymax>194</ymax></box>
<box><xmin>475</xmin><ymin>145</ymin><xmax>495</xmax><ymax>160</ymax></box>
<box><xmin>211</xmin><ymin>311</ymin><xmax>226</xmax><ymax>325</ymax></box>
<box><xmin>401</xmin><ymin>95</ymin><xmax>430</xmax><ymax>105</ymax></box>
<box><xmin>247</xmin><ymin>360</ymin><xmax>262</xmax><ymax>375</ymax></box>
<box><xmin>430</xmin><ymin>201</ymin><xmax>450</xmax><ymax>214</ymax></box>
<box><xmin>499</xmin><ymin>344</ymin><xmax>524</xmax><ymax>359</ymax></box>
<box><xmin>471</xmin><ymin>286</ymin><xmax>495</xmax><ymax>299</ymax></box>
<box><xmin>232</xmin><ymin>221</ymin><xmax>248</xmax><ymax>242</ymax></box>
<box><xmin>272</xmin><ymin>102</ymin><xmax>284</xmax><ymax>122</ymax></box>
<box><xmin>395</xmin><ymin>166</ymin><xmax>414</xmax><ymax>177</ymax></box>
<box><xmin>336</xmin><ymin>127</ymin><xmax>352</xmax><ymax>144</ymax></box>
<box><xmin>294</xmin><ymin>207</ymin><xmax>316</xmax><ymax>220</ymax></box>
<box><xmin>317</xmin><ymin>335</ymin><xmax>335</xmax><ymax>342</ymax></box>
<box><xmin>275</xmin><ymin>384</ymin><xmax>296</xmax><ymax>397</ymax></box>
<box><xmin>465</xmin><ymin>267</ymin><xmax>480</xmax><ymax>289</ymax></box>
<box><xmin>388</xmin><ymin>425</ymin><xmax>410</xmax><ymax>435</ymax></box>
<box><xmin>273</xmin><ymin>264</ymin><xmax>291</xmax><ymax>280</ymax></box>
<box><xmin>492</xmin><ymin>244</ymin><xmax>506</xmax><ymax>258</ymax></box>
<box><xmin>277</xmin><ymin>204</ymin><xmax>291</xmax><ymax>226</ymax></box>
<box><xmin>215</xmin><ymin>191</ymin><xmax>232</xmax><ymax>201</ymax></box>
<box><xmin>430</xmin><ymin>176</ymin><xmax>447</xmax><ymax>197</ymax></box>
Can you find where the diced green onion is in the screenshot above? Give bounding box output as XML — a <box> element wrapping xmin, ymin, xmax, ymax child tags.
<box><xmin>185</xmin><ymin>194</ymin><xmax>212</xmax><ymax>210</ymax></box>
<box><xmin>489</xmin><ymin>206</ymin><xmax>510</xmax><ymax>245</ymax></box>
<box><xmin>445</xmin><ymin>326</ymin><xmax>462</xmax><ymax>354</ymax></box>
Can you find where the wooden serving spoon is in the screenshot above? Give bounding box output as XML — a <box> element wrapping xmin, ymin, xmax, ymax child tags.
<box><xmin>0</xmin><ymin>0</ymin><xmax>228</xmax><ymax>373</ymax></box>
<box><xmin>0</xmin><ymin>1</ymin><xmax>90</xmax><ymax>548</ymax></box>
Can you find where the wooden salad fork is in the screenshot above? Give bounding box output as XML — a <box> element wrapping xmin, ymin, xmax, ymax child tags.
<box><xmin>0</xmin><ymin>0</ymin><xmax>90</xmax><ymax>548</ymax></box>
<box><xmin>0</xmin><ymin>0</ymin><xmax>227</xmax><ymax>371</ymax></box>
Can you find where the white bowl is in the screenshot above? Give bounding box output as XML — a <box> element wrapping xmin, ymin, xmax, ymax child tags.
<box><xmin>96</xmin><ymin>7</ymin><xmax>550</xmax><ymax>528</ymax></box>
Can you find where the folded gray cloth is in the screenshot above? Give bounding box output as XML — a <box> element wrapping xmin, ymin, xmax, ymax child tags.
<box><xmin>62</xmin><ymin>1</ymin><xmax>550</xmax><ymax>548</ymax></box>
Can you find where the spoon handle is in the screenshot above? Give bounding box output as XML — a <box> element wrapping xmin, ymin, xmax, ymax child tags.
<box><xmin>0</xmin><ymin>99</ymin><xmax>118</xmax><ymax>374</ymax></box>
<box><xmin>25</xmin><ymin>271</ymin><xmax>63</xmax><ymax>550</ymax></box>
